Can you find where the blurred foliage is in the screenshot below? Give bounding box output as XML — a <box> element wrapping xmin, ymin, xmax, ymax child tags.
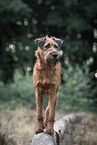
<box><xmin>0</xmin><ymin>69</ymin><xmax>35</xmax><ymax>109</ymax></box>
<box><xmin>0</xmin><ymin>0</ymin><xmax>31</xmax><ymax>24</ymax></box>
<box><xmin>0</xmin><ymin>63</ymin><xmax>96</xmax><ymax>111</ymax></box>
<box><xmin>58</xmin><ymin>63</ymin><xmax>96</xmax><ymax>111</ymax></box>
<box><xmin>0</xmin><ymin>0</ymin><xmax>97</xmax><ymax>82</ymax></box>
<box><xmin>0</xmin><ymin>0</ymin><xmax>97</xmax><ymax>108</ymax></box>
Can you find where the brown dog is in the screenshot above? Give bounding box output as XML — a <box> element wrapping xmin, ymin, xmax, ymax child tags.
<box><xmin>33</xmin><ymin>36</ymin><xmax>63</xmax><ymax>135</ymax></box>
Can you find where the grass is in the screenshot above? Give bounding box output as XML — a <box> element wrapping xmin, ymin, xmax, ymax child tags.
<box><xmin>0</xmin><ymin>106</ymin><xmax>97</xmax><ymax>145</ymax></box>
<box><xmin>0</xmin><ymin>107</ymin><xmax>36</xmax><ymax>145</ymax></box>
<box><xmin>71</xmin><ymin>113</ymin><xmax>97</xmax><ymax>145</ymax></box>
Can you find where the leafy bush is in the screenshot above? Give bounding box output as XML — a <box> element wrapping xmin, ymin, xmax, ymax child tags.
<box><xmin>0</xmin><ymin>63</ymin><xmax>96</xmax><ymax>111</ymax></box>
<box><xmin>0</xmin><ymin>69</ymin><xmax>35</xmax><ymax>109</ymax></box>
<box><xmin>57</xmin><ymin>63</ymin><xmax>96</xmax><ymax>112</ymax></box>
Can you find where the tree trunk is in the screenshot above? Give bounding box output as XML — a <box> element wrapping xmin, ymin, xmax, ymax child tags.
<box><xmin>31</xmin><ymin>112</ymin><xmax>85</xmax><ymax>145</ymax></box>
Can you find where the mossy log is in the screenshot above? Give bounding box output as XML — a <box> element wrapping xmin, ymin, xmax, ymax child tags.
<box><xmin>31</xmin><ymin>112</ymin><xmax>85</xmax><ymax>145</ymax></box>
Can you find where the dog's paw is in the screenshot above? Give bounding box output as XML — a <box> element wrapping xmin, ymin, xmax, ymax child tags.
<box><xmin>35</xmin><ymin>128</ymin><xmax>44</xmax><ymax>134</ymax></box>
<box><xmin>45</xmin><ymin>128</ymin><xmax>54</xmax><ymax>135</ymax></box>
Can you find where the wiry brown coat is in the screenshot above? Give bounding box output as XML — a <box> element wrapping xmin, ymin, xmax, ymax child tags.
<box><xmin>33</xmin><ymin>36</ymin><xmax>62</xmax><ymax>135</ymax></box>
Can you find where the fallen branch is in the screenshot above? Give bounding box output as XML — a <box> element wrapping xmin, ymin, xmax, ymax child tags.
<box><xmin>31</xmin><ymin>112</ymin><xmax>86</xmax><ymax>145</ymax></box>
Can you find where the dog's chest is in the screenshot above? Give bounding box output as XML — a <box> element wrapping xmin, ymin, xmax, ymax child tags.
<box><xmin>33</xmin><ymin>62</ymin><xmax>61</xmax><ymax>90</ymax></box>
<box><xmin>39</xmin><ymin>68</ymin><xmax>55</xmax><ymax>83</ymax></box>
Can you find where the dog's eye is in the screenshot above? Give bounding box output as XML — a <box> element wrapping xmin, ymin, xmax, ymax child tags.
<box><xmin>45</xmin><ymin>44</ymin><xmax>50</xmax><ymax>49</ymax></box>
<box><xmin>54</xmin><ymin>45</ymin><xmax>59</xmax><ymax>49</ymax></box>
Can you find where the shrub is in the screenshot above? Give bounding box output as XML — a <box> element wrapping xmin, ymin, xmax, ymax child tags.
<box><xmin>0</xmin><ymin>63</ymin><xmax>96</xmax><ymax>111</ymax></box>
<box><xmin>0</xmin><ymin>69</ymin><xmax>35</xmax><ymax>109</ymax></box>
<box><xmin>57</xmin><ymin>63</ymin><xmax>96</xmax><ymax>112</ymax></box>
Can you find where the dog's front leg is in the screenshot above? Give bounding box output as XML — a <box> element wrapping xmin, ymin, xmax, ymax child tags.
<box><xmin>46</xmin><ymin>93</ymin><xmax>57</xmax><ymax>135</ymax></box>
<box><xmin>35</xmin><ymin>91</ymin><xmax>44</xmax><ymax>134</ymax></box>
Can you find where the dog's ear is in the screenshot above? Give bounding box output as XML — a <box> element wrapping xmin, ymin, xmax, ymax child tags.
<box><xmin>53</xmin><ymin>37</ymin><xmax>63</xmax><ymax>48</ymax></box>
<box><xmin>34</xmin><ymin>38</ymin><xmax>45</xmax><ymax>49</ymax></box>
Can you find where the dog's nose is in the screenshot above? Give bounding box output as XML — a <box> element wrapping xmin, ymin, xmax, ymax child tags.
<box><xmin>51</xmin><ymin>53</ymin><xmax>58</xmax><ymax>58</ymax></box>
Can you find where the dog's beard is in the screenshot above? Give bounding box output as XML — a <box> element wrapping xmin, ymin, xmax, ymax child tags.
<box><xmin>46</xmin><ymin>58</ymin><xmax>58</xmax><ymax>68</ymax></box>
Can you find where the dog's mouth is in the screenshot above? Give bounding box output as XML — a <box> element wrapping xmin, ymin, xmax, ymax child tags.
<box><xmin>45</xmin><ymin>52</ymin><xmax>60</xmax><ymax>68</ymax></box>
<box><xmin>47</xmin><ymin>58</ymin><xmax>59</xmax><ymax>68</ymax></box>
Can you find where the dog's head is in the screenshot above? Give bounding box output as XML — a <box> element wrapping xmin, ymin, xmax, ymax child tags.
<box><xmin>34</xmin><ymin>36</ymin><xmax>63</xmax><ymax>67</ymax></box>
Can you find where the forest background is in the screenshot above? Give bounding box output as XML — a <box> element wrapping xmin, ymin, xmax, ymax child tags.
<box><xmin>0</xmin><ymin>0</ymin><xmax>97</xmax><ymax>110</ymax></box>
<box><xmin>0</xmin><ymin>0</ymin><xmax>97</xmax><ymax>144</ymax></box>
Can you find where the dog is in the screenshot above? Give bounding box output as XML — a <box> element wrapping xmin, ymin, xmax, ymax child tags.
<box><xmin>33</xmin><ymin>36</ymin><xmax>63</xmax><ymax>135</ymax></box>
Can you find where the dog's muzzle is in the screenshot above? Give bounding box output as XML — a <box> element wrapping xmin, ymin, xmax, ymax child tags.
<box><xmin>51</xmin><ymin>53</ymin><xmax>58</xmax><ymax>59</ymax></box>
<box><xmin>46</xmin><ymin>52</ymin><xmax>59</xmax><ymax>68</ymax></box>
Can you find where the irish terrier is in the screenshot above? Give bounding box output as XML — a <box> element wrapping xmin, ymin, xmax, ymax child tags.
<box><xmin>33</xmin><ymin>36</ymin><xmax>63</xmax><ymax>135</ymax></box>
